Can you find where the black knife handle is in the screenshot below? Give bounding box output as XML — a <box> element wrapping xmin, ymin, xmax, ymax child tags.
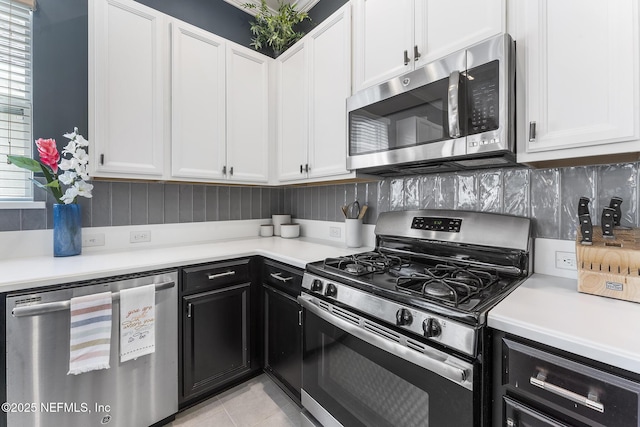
<box><xmin>578</xmin><ymin>197</ymin><xmax>590</xmax><ymax>216</ymax></box>
<box><xmin>609</xmin><ymin>196</ymin><xmax>623</xmax><ymax>226</ymax></box>
<box><xmin>601</xmin><ymin>207</ymin><xmax>616</xmax><ymax>238</ymax></box>
<box><xmin>579</xmin><ymin>214</ymin><xmax>593</xmax><ymax>244</ymax></box>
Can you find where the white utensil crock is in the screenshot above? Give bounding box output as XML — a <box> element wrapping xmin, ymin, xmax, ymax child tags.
<box><xmin>345</xmin><ymin>218</ymin><xmax>363</xmax><ymax>248</ymax></box>
<box><xmin>272</xmin><ymin>214</ymin><xmax>291</xmax><ymax>236</ymax></box>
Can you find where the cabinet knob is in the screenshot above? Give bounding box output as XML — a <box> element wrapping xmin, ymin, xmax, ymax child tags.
<box><xmin>230</xmin><ymin>166</ymin><xmax>234</xmax><ymax>176</ymax></box>
<box><xmin>300</xmin><ymin>164</ymin><xmax>303</xmax><ymax>174</ymax></box>
<box><xmin>305</xmin><ymin>163</ymin><xmax>309</xmax><ymax>173</ymax></box>
<box><xmin>100</xmin><ymin>154</ymin><xmax>104</xmax><ymax>165</ymax></box>
<box><xmin>403</xmin><ymin>50</ymin><xmax>410</xmax><ymax>66</ymax></box>
<box><xmin>222</xmin><ymin>165</ymin><xmax>227</xmax><ymax>175</ymax></box>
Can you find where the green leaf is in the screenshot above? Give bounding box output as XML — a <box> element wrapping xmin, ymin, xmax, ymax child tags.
<box><xmin>6</xmin><ymin>155</ymin><xmax>42</xmax><ymax>173</ymax></box>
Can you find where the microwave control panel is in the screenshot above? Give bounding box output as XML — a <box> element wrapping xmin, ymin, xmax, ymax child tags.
<box><xmin>411</xmin><ymin>217</ymin><xmax>462</xmax><ymax>233</ymax></box>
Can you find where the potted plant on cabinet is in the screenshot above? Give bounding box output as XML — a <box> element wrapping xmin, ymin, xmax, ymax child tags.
<box><xmin>243</xmin><ymin>0</ymin><xmax>310</xmax><ymax>57</ymax></box>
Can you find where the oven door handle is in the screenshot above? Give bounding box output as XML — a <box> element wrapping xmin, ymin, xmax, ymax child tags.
<box><xmin>299</xmin><ymin>295</ymin><xmax>473</xmax><ymax>390</ymax></box>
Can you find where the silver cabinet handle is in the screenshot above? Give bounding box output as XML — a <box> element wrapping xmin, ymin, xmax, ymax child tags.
<box><xmin>530</xmin><ymin>373</ymin><xmax>605</xmax><ymax>413</ymax></box>
<box><xmin>208</xmin><ymin>271</ymin><xmax>236</xmax><ymax>280</ymax></box>
<box><xmin>403</xmin><ymin>50</ymin><xmax>410</xmax><ymax>65</ymax></box>
<box><xmin>448</xmin><ymin>71</ymin><xmax>461</xmax><ymax>138</ymax></box>
<box><xmin>414</xmin><ymin>45</ymin><xmax>421</xmax><ymax>62</ymax></box>
<box><xmin>187</xmin><ymin>302</ymin><xmax>192</xmax><ymax>318</ymax></box>
<box><xmin>230</xmin><ymin>166</ymin><xmax>234</xmax><ymax>176</ymax></box>
<box><xmin>529</xmin><ymin>121</ymin><xmax>537</xmax><ymax>141</ymax></box>
<box><xmin>270</xmin><ymin>272</ymin><xmax>293</xmax><ymax>282</ymax></box>
<box><xmin>12</xmin><ymin>281</ymin><xmax>175</xmax><ymax>317</ymax></box>
<box><xmin>305</xmin><ymin>163</ymin><xmax>309</xmax><ymax>173</ymax></box>
<box><xmin>298</xmin><ymin>310</ymin><xmax>302</xmax><ymax>326</ymax></box>
<box><xmin>222</xmin><ymin>165</ymin><xmax>227</xmax><ymax>175</ymax></box>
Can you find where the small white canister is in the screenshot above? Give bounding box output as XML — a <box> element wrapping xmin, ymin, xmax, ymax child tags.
<box><xmin>272</xmin><ymin>214</ymin><xmax>291</xmax><ymax>236</ymax></box>
<box><xmin>260</xmin><ymin>224</ymin><xmax>274</xmax><ymax>237</ymax></box>
<box><xmin>280</xmin><ymin>223</ymin><xmax>300</xmax><ymax>238</ymax></box>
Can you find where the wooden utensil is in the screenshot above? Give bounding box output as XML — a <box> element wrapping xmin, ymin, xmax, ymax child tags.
<box><xmin>341</xmin><ymin>205</ymin><xmax>348</xmax><ymax>218</ymax></box>
<box><xmin>358</xmin><ymin>205</ymin><xmax>368</xmax><ymax>220</ymax></box>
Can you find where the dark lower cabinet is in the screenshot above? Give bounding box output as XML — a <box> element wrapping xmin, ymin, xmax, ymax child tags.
<box><xmin>180</xmin><ymin>258</ymin><xmax>261</xmax><ymax>406</ymax></box>
<box><xmin>263</xmin><ymin>260</ymin><xmax>303</xmax><ymax>404</ymax></box>
<box><xmin>492</xmin><ymin>330</ymin><xmax>640</xmax><ymax>427</ymax></box>
<box><xmin>183</xmin><ymin>283</ymin><xmax>250</xmax><ymax>398</ymax></box>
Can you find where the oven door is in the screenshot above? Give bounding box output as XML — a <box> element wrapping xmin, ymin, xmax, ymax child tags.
<box><xmin>299</xmin><ymin>294</ymin><xmax>476</xmax><ymax>427</ymax></box>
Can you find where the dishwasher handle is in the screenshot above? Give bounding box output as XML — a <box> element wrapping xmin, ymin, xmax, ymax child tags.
<box><xmin>12</xmin><ymin>280</ymin><xmax>175</xmax><ymax>317</ymax></box>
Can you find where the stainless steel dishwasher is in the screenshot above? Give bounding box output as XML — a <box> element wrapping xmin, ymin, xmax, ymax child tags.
<box><xmin>5</xmin><ymin>269</ymin><xmax>178</xmax><ymax>427</ymax></box>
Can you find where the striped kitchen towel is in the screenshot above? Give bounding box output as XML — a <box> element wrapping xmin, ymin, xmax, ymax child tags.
<box><xmin>68</xmin><ymin>291</ymin><xmax>113</xmax><ymax>375</ymax></box>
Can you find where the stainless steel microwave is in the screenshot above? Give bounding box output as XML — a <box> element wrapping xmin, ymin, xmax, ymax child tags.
<box><xmin>347</xmin><ymin>34</ymin><xmax>515</xmax><ymax>176</ymax></box>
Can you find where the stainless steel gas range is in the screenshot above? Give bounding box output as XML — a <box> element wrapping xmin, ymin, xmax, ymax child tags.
<box><xmin>298</xmin><ymin>209</ymin><xmax>532</xmax><ymax>427</ymax></box>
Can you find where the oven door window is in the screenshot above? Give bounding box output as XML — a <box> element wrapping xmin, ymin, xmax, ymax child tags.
<box><xmin>303</xmin><ymin>309</ymin><xmax>474</xmax><ymax>427</ymax></box>
<box><xmin>348</xmin><ymin>75</ymin><xmax>463</xmax><ymax>156</ymax></box>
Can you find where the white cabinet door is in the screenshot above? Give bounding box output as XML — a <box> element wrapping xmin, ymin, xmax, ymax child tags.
<box><xmin>277</xmin><ymin>43</ymin><xmax>308</xmax><ymax>182</ymax></box>
<box><xmin>416</xmin><ymin>0</ymin><xmax>505</xmax><ymax>66</ymax></box>
<box><xmin>517</xmin><ymin>0</ymin><xmax>640</xmax><ymax>163</ymax></box>
<box><xmin>353</xmin><ymin>0</ymin><xmax>414</xmax><ymax>92</ymax></box>
<box><xmin>90</xmin><ymin>0</ymin><xmax>166</xmax><ymax>178</ymax></box>
<box><xmin>308</xmin><ymin>5</ymin><xmax>351</xmax><ymax>179</ymax></box>
<box><xmin>226</xmin><ymin>44</ymin><xmax>270</xmax><ymax>183</ymax></box>
<box><xmin>171</xmin><ymin>22</ymin><xmax>226</xmax><ymax>180</ymax></box>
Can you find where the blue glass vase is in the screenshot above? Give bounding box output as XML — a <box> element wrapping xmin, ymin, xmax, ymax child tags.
<box><xmin>53</xmin><ymin>204</ymin><xmax>82</xmax><ymax>257</ymax></box>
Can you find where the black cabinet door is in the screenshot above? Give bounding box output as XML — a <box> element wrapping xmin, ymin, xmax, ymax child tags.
<box><xmin>182</xmin><ymin>283</ymin><xmax>251</xmax><ymax>400</ymax></box>
<box><xmin>264</xmin><ymin>284</ymin><xmax>302</xmax><ymax>401</ymax></box>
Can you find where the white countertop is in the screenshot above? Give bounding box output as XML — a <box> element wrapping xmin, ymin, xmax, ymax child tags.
<box><xmin>489</xmin><ymin>273</ymin><xmax>640</xmax><ymax>375</ymax></box>
<box><xmin>0</xmin><ymin>236</ymin><xmax>372</xmax><ymax>293</ymax></box>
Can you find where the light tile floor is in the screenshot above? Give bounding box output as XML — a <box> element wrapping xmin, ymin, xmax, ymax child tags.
<box><xmin>170</xmin><ymin>374</ymin><xmax>303</xmax><ymax>427</ymax></box>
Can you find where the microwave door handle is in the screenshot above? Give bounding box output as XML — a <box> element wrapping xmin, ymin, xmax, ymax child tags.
<box><xmin>448</xmin><ymin>71</ymin><xmax>461</xmax><ymax>138</ymax></box>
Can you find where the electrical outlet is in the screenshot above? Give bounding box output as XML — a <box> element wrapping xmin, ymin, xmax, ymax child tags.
<box><xmin>82</xmin><ymin>233</ymin><xmax>105</xmax><ymax>247</ymax></box>
<box><xmin>130</xmin><ymin>230</ymin><xmax>151</xmax><ymax>243</ymax></box>
<box><xmin>555</xmin><ymin>251</ymin><xmax>576</xmax><ymax>270</ymax></box>
<box><xmin>329</xmin><ymin>226</ymin><xmax>341</xmax><ymax>238</ymax></box>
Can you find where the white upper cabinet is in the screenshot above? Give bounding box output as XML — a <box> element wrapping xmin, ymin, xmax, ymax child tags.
<box><xmin>353</xmin><ymin>0</ymin><xmax>505</xmax><ymax>93</ymax></box>
<box><xmin>277</xmin><ymin>42</ymin><xmax>308</xmax><ymax>181</ymax></box>
<box><xmin>277</xmin><ymin>4</ymin><xmax>353</xmax><ymax>183</ymax></box>
<box><xmin>418</xmin><ymin>0</ymin><xmax>505</xmax><ymax>65</ymax></box>
<box><xmin>515</xmin><ymin>0</ymin><xmax>640</xmax><ymax>164</ymax></box>
<box><xmin>353</xmin><ymin>0</ymin><xmax>414</xmax><ymax>92</ymax></box>
<box><xmin>171</xmin><ymin>22</ymin><xmax>226</xmax><ymax>180</ymax></box>
<box><xmin>308</xmin><ymin>4</ymin><xmax>352</xmax><ymax>179</ymax></box>
<box><xmin>226</xmin><ymin>44</ymin><xmax>270</xmax><ymax>183</ymax></box>
<box><xmin>90</xmin><ymin>0</ymin><xmax>166</xmax><ymax>179</ymax></box>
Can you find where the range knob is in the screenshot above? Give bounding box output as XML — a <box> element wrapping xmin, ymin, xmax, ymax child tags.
<box><xmin>422</xmin><ymin>317</ymin><xmax>442</xmax><ymax>338</ymax></box>
<box><xmin>311</xmin><ymin>279</ymin><xmax>323</xmax><ymax>293</ymax></box>
<box><xmin>395</xmin><ymin>308</ymin><xmax>413</xmax><ymax>326</ymax></box>
<box><xmin>324</xmin><ymin>283</ymin><xmax>338</xmax><ymax>298</ymax></box>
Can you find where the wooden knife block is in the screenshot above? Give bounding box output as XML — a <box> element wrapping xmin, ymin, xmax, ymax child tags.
<box><xmin>576</xmin><ymin>226</ymin><xmax>640</xmax><ymax>303</ymax></box>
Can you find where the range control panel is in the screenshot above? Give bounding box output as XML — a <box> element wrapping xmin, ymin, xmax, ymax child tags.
<box><xmin>411</xmin><ymin>216</ymin><xmax>462</xmax><ymax>232</ymax></box>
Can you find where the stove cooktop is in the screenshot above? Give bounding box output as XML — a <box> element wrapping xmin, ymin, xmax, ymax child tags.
<box><xmin>307</xmin><ymin>250</ymin><xmax>523</xmax><ymax>325</ymax></box>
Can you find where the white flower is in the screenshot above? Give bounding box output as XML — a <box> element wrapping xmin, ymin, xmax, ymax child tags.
<box><xmin>74</xmin><ymin>148</ymin><xmax>89</xmax><ymax>165</ymax></box>
<box><xmin>58</xmin><ymin>170</ymin><xmax>77</xmax><ymax>185</ymax></box>
<box><xmin>75</xmin><ymin>134</ymin><xmax>89</xmax><ymax>147</ymax></box>
<box><xmin>62</xmin><ymin>139</ymin><xmax>77</xmax><ymax>156</ymax></box>
<box><xmin>75</xmin><ymin>180</ymin><xmax>93</xmax><ymax>198</ymax></box>
<box><xmin>63</xmin><ymin>127</ymin><xmax>78</xmax><ymax>140</ymax></box>
<box><xmin>61</xmin><ymin>186</ymin><xmax>79</xmax><ymax>204</ymax></box>
<box><xmin>58</xmin><ymin>157</ymin><xmax>78</xmax><ymax>171</ymax></box>
<box><xmin>76</xmin><ymin>163</ymin><xmax>90</xmax><ymax>181</ymax></box>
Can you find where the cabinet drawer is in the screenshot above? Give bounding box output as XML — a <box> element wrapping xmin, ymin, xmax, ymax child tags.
<box><xmin>182</xmin><ymin>259</ymin><xmax>250</xmax><ymax>294</ymax></box>
<box><xmin>263</xmin><ymin>260</ymin><xmax>302</xmax><ymax>296</ymax></box>
<box><xmin>503</xmin><ymin>338</ymin><xmax>640</xmax><ymax>426</ymax></box>
<box><xmin>504</xmin><ymin>396</ymin><xmax>569</xmax><ymax>427</ymax></box>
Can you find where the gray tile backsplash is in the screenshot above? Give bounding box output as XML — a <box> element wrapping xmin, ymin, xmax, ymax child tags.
<box><xmin>3</xmin><ymin>182</ymin><xmax>285</xmax><ymax>233</ymax></box>
<box><xmin>282</xmin><ymin>162</ymin><xmax>640</xmax><ymax>240</ymax></box>
<box><xmin>5</xmin><ymin>162</ymin><xmax>640</xmax><ymax>241</ymax></box>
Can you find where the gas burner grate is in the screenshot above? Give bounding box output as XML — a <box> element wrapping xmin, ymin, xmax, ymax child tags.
<box><xmin>395</xmin><ymin>264</ymin><xmax>499</xmax><ymax>307</ymax></box>
<box><xmin>323</xmin><ymin>251</ymin><xmax>408</xmax><ymax>276</ymax></box>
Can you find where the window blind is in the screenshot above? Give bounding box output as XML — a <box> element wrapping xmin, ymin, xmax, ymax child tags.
<box><xmin>0</xmin><ymin>0</ymin><xmax>31</xmax><ymax>201</ymax></box>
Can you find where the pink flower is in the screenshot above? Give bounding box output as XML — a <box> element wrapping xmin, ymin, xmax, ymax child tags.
<box><xmin>35</xmin><ymin>138</ymin><xmax>60</xmax><ymax>173</ymax></box>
